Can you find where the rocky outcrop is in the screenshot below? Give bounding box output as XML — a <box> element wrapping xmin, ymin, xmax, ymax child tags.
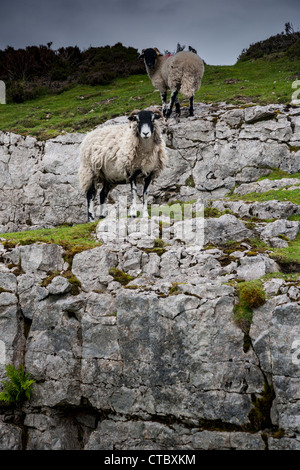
<box><xmin>0</xmin><ymin>103</ymin><xmax>300</xmax><ymax>450</ymax></box>
<box><xmin>1</xmin><ymin>103</ymin><xmax>300</xmax><ymax>233</ymax></box>
<box><xmin>1</xmin><ymin>200</ymin><xmax>300</xmax><ymax>449</ymax></box>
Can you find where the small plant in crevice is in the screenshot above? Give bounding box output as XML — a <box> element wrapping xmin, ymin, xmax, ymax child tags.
<box><xmin>0</xmin><ymin>364</ymin><xmax>35</xmax><ymax>405</ymax></box>
<box><xmin>233</xmin><ymin>279</ymin><xmax>266</xmax><ymax>351</ymax></box>
<box><xmin>108</xmin><ymin>268</ymin><xmax>135</xmax><ymax>286</ymax></box>
<box><xmin>248</xmin><ymin>382</ymin><xmax>276</xmax><ymax>432</ymax></box>
<box><xmin>142</xmin><ymin>238</ymin><xmax>167</xmax><ymax>257</ymax></box>
<box><xmin>40</xmin><ymin>270</ymin><xmax>82</xmax><ymax>295</ymax></box>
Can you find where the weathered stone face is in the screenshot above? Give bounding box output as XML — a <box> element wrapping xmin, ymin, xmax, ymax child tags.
<box><xmin>0</xmin><ymin>231</ymin><xmax>299</xmax><ymax>449</ymax></box>
<box><xmin>0</xmin><ymin>104</ymin><xmax>300</xmax><ymax>450</ymax></box>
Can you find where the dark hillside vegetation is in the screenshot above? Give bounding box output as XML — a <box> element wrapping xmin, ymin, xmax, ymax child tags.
<box><xmin>0</xmin><ymin>42</ymin><xmax>145</xmax><ymax>103</ymax></box>
<box><xmin>238</xmin><ymin>22</ymin><xmax>300</xmax><ymax>61</ymax></box>
<box><xmin>1</xmin><ymin>25</ymin><xmax>300</xmax><ymax>138</ymax></box>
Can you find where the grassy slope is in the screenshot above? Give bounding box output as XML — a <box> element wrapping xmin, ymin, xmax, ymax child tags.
<box><xmin>0</xmin><ymin>54</ymin><xmax>299</xmax><ymax>139</ymax></box>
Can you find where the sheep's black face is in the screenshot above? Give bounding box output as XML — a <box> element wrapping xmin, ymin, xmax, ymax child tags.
<box><xmin>129</xmin><ymin>111</ymin><xmax>160</xmax><ymax>139</ymax></box>
<box><xmin>141</xmin><ymin>48</ymin><xmax>158</xmax><ymax>69</ymax></box>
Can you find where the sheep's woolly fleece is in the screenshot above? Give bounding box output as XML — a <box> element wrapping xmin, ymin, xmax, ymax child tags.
<box><xmin>151</xmin><ymin>51</ymin><xmax>204</xmax><ymax>98</ymax></box>
<box><xmin>78</xmin><ymin>120</ymin><xmax>168</xmax><ymax>193</ymax></box>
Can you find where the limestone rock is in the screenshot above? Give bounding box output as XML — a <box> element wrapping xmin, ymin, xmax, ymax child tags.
<box><xmin>20</xmin><ymin>243</ymin><xmax>65</xmax><ymax>274</ymax></box>
<box><xmin>260</xmin><ymin>219</ymin><xmax>299</xmax><ymax>241</ymax></box>
<box><xmin>0</xmin><ymin>103</ymin><xmax>300</xmax><ymax>450</ymax></box>
<box><xmin>72</xmin><ymin>245</ymin><xmax>118</xmax><ymax>292</ymax></box>
<box><xmin>211</xmin><ymin>199</ymin><xmax>300</xmax><ymax>220</ymax></box>
<box><xmin>48</xmin><ymin>276</ymin><xmax>72</xmax><ymax>295</ymax></box>
<box><xmin>236</xmin><ymin>254</ymin><xmax>279</xmax><ymax>281</ymax></box>
<box><xmin>204</xmin><ymin>214</ymin><xmax>253</xmax><ymax>244</ymax></box>
<box><xmin>0</xmin><ymin>421</ymin><xmax>22</xmax><ymax>450</ymax></box>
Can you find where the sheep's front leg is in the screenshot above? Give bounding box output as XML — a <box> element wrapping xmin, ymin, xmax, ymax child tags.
<box><xmin>165</xmin><ymin>90</ymin><xmax>178</xmax><ymax>119</ymax></box>
<box><xmin>129</xmin><ymin>177</ymin><xmax>138</xmax><ymax>217</ymax></box>
<box><xmin>87</xmin><ymin>182</ymin><xmax>96</xmax><ymax>222</ymax></box>
<box><xmin>142</xmin><ymin>173</ymin><xmax>152</xmax><ymax>217</ymax></box>
<box><xmin>99</xmin><ymin>182</ymin><xmax>110</xmax><ymax>219</ymax></box>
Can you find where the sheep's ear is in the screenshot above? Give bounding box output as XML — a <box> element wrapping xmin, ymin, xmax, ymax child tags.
<box><xmin>154</xmin><ymin>48</ymin><xmax>163</xmax><ymax>56</ymax></box>
<box><xmin>128</xmin><ymin>115</ymin><xmax>137</xmax><ymax>122</ymax></box>
<box><xmin>138</xmin><ymin>50</ymin><xmax>145</xmax><ymax>59</ymax></box>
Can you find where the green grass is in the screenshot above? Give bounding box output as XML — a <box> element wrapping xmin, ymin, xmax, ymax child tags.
<box><xmin>0</xmin><ymin>75</ymin><xmax>156</xmax><ymax>140</ymax></box>
<box><xmin>228</xmin><ymin>187</ymin><xmax>300</xmax><ymax>205</ymax></box>
<box><xmin>0</xmin><ymin>222</ymin><xmax>101</xmax><ymax>263</ymax></box>
<box><xmin>199</xmin><ymin>55</ymin><xmax>300</xmax><ymax>105</ymax></box>
<box><xmin>258</xmin><ymin>170</ymin><xmax>300</xmax><ymax>181</ymax></box>
<box><xmin>271</xmin><ymin>235</ymin><xmax>300</xmax><ymax>266</ymax></box>
<box><xmin>1</xmin><ymin>54</ymin><xmax>300</xmax><ymax>139</ymax></box>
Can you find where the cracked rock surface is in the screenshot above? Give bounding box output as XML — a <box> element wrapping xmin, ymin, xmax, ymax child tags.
<box><xmin>0</xmin><ymin>103</ymin><xmax>300</xmax><ymax>449</ymax></box>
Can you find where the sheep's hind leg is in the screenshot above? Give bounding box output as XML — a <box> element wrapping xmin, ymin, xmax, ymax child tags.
<box><xmin>189</xmin><ymin>96</ymin><xmax>194</xmax><ymax>116</ymax></box>
<box><xmin>87</xmin><ymin>182</ymin><xmax>96</xmax><ymax>222</ymax></box>
<box><xmin>99</xmin><ymin>182</ymin><xmax>110</xmax><ymax>219</ymax></box>
<box><xmin>142</xmin><ymin>173</ymin><xmax>152</xmax><ymax>218</ymax></box>
<box><xmin>165</xmin><ymin>90</ymin><xmax>178</xmax><ymax>119</ymax></box>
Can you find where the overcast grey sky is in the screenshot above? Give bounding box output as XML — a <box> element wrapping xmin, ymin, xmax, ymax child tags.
<box><xmin>1</xmin><ymin>0</ymin><xmax>299</xmax><ymax>64</ymax></box>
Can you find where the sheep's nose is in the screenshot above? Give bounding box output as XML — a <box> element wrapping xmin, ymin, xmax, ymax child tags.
<box><xmin>143</xmin><ymin>131</ymin><xmax>149</xmax><ymax>137</ymax></box>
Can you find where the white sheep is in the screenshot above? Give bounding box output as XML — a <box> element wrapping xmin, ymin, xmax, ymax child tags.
<box><xmin>139</xmin><ymin>47</ymin><xmax>205</xmax><ymax>118</ymax></box>
<box><xmin>78</xmin><ymin>108</ymin><xmax>167</xmax><ymax>221</ymax></box>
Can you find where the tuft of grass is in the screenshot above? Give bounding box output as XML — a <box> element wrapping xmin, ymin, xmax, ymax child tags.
<box><xmin>169</xmin><ymin>282</ymin><xmax>182</xmax><ymax>295</ymax></box>
<box><xmin>142</xmin><ymin>238</ymin><xmax>167</xmax><ymax>257</ymax></box>
<box><xmin>237</xmin><ymin>279</ymin><xmax>266</xmax><ymax>309</ymax></box>
<box><xmin>108</xmin><ymin>268</ymin><xmax>135</xmax><ymax>286</ymax></box>
<box><xmin>233</xmin><ymin>279</ymin><xmax>266</xmax><ymax>348</ymax></box>
<box><xmin>40</xmin><ymin>270</ymin><xmax>81</xmax><ymax>295</ymax></box>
